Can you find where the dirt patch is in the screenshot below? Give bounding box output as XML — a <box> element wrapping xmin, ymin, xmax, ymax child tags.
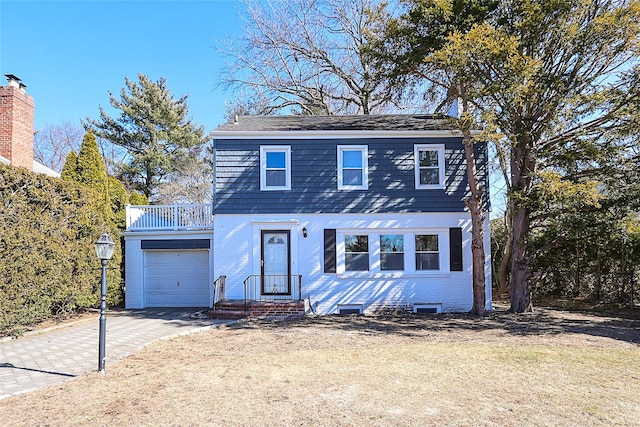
<box><xmin>237</xmin><ymin>303</ymin><xmax>640</xmax><ymax>348</ymax></box>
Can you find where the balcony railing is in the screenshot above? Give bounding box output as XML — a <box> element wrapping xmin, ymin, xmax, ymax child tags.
<box><xmin>126</xmin><ymin>204</ymin><xmax>213</xmax><ymax>231</ymax></box>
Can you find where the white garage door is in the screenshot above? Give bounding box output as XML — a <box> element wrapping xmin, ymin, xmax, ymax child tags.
<box><xmin>144</xmin><ymin>250</ymin><xmax>210</xmax><ymax>307</ymax></box>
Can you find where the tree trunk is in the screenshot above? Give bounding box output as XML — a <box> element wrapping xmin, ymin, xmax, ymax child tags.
<box><xmin>574</xmin><ymin>234</ymin><xmax>581</xmax><ymax>298</ymax></box>
<box><xmin>509</xmin><ymin>141</ymin><xmax>534</xmax><ymax>313</ymax></box>
<box><xmin>459</xmin><ymin>103</ymin><xmax>486</xmax><ymax>316</ymax></box>
<box><xmin>496</xmin><ymin>211</ymin><xmax>512</xmax><ymax>296</ymax></box>
<box><xmin>493</xmin><ymin>141</ymin><xmax>512</xmax><ymax>297</ymax></box>
<box><xmin>595</xmin><ymin>245</ymin><xmax>602</xmax><ymax>301</ymax></box>
<box><xmin>510</xmin><ymin>204</ymin><xmax>533</xmax><ymax>312</ymax></box>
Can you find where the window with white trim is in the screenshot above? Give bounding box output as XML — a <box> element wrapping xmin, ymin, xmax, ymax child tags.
<box><xmin>338</xmin><ymin>145</ymin><xmax>368</xmax><ymax>190</ymax></box>
<box><xmin>415</xmin><ymin>234</ymin><xmax>439</xmax><ymax>270</ymax></box>
<box><xmin>414</xmin><ymin>144</ymin><xmax>445</xmax><ymax>189</ymax></box>
<box><xmin>336</xmin><ymin>230</ymin><xmax>448</xmax><ymax>275</ymax></box>
<box><xmin>380</xmin><ymin>234</ymin><xmax>404</xmax><ymax>271</ymax></box>
<box><xmin>260</xmin><ymin>146</ymin><xmax>291</xmax><ymax>191</ymax></box>
<box><xmin>345</xmin><ymin>234</ymin><xmax>369</xmax><ymax>271</ymax></box>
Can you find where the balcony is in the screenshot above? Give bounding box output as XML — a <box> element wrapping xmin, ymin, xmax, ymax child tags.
<box><xmin>126</xmin><ymin>204</ymin><xmax>213</xmax><ymax>231</ymax></box>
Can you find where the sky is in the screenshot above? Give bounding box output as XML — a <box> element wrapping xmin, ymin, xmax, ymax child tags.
<box><xmin>0</xmin><ymin>0</ymin><xmax>243</xmax><ymax>131</ymax></box>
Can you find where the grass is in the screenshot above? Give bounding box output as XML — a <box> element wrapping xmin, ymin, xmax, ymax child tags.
<box><xmin>1</xmin><ymin>313</ymin><xmax>639</xmax><ymax>426</ymax></box>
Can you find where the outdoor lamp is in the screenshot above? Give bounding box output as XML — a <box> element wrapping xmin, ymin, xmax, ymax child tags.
<box><xmin>95</xmin><ymin>232</ymin><xmax>115</xmax><ymax>373</ymax></box>
<box><xmin>95</xmin><ymin>232</ymin><xmax>115</xmax><ymax>260</ymax></box>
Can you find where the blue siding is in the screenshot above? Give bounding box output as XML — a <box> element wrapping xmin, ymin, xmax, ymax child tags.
<box><xmin>213</xmin><ymin>137</ymin><xmax>487</xmax><ymax>214</ymax></box>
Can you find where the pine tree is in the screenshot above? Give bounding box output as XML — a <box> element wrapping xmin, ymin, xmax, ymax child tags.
<box><xmin>84</xmin><ymin>73</ymin><xmax>210</xmax><ymax>201</ymax></box>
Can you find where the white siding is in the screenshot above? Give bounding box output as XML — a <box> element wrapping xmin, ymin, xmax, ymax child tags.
<box><xmin>214</xmin><ymin>212</ymin><xmax>492</xmax><ymax>314</ymax></box>
<box><xmin>123</xmin><ymin>230</ymin><xmax>214</xmax><ymax>309</ymax></box>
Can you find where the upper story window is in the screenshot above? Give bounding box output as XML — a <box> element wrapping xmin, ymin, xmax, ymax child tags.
<box><xmin>337</xmin><ymin>145</ymin><xmax>368</xmax><ymax>190</ymax></box>
<box><xmin>414</xmin><ymin>144</ymin><xmax>445</xmax><ymax>189</ymax></box>
<box><xmin>260</xmin><ymin>146</ymin><xmax>291</xmax><ymax>191</ymax></box>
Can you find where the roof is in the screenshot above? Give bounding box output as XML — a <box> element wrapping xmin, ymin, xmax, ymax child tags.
<box><xmin>33</xmin><ymin>160</ymin><xmax>61</xmax><ymax>178</ymax></box>
<box><xmin>1</xmin><ymin>154</ymin><xmax>60</xmax><ymax>177</ymax></box>
<box><xmin>214</xmin><ymin>114</ymin><xmax>457</xmax><ymax>133</ymax></box>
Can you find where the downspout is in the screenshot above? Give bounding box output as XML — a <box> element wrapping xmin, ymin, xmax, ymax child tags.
<box><xmin>212</xmin><ymin>138</ymin><xmax>217</xmax><ymax>211</ymax></box>
<box><xmin>211</xmin><ymin>137</ymin><xmax>217</xmax><ymax>309</ymax></box>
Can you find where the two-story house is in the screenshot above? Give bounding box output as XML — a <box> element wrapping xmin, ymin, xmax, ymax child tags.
<box><xmin>123</xmin><ymin>114</ymin><xmax>492</xmax><ymax>315</ymax></box>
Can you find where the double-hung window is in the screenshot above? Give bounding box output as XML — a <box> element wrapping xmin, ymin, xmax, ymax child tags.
<box><xmin>380</xmin><ymin>234</ymin><xmax>404</xmax><ymax>271</ymax></box>
<box><xmin>414</xmin><ymin>144</ymin><xmax>445</xmax><ymax>189</ymax></box>
<box><xmin>344</xmin><ymin>234</ymin><xmax>369</xmax><ymax>271</ymax></box>
<box><xmin>338</xmin><ymin>145</ymin><xmax>368</xmax><ymax>190</ymax></box>
<box><xmin>415</xmin><ymin>234</ymin><xmax>439</xmax><ymax>270</ymax></box>
<box><xmin>260</xmin><ymin>146</ymin><xmax>291</xmax><ymax>191</ymax></box>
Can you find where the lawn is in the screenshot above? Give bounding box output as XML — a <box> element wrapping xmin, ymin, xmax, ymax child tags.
<box><xmin>1</xmin><ymin>308</ymin><xmax>639</xmax><ymax>426</ymax></box>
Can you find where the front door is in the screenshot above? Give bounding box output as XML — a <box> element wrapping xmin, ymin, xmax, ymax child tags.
<box><xmin>261</xmin><ymin>230</ymin><xmax>290</xmax><ymax>295</ymax></box>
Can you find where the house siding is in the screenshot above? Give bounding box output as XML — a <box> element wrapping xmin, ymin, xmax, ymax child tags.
<box><xmin>213</xmin><ymin>137</ymin><xmax>488</xmax><ymax>215</ymax></box>
<box><xmin>123</xmin><ymin>230</ymin><xmax>214</xmax><ymax>309</ymax></box>
<box><xmin>213</xmin><ymin>212</ymin><xmax>492</xmax><ymax>314</ymax></box>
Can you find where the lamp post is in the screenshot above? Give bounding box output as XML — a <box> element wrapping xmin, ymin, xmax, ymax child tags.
<box><xmin>95</xmin><ymin>232</ymin><xmax>115</xmax><ymax>373</ymax></box>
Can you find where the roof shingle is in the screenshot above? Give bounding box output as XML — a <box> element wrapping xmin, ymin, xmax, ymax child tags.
<box><xmin>214</xmin><ymin>114</ymin><xmax>456</xmax><ymax>132</ymax></box>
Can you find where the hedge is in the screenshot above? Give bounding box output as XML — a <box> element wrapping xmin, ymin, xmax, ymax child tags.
<box><xmin>0</xmin><ymin>165</ymin><xmax>123</xmax><ymax>336</ymax></box>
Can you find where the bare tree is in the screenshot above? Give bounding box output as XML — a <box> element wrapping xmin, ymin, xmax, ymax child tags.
<box><xmin>34</xmin><ymin>122</ymin><xmax>83</xmax><ymax>172</ymax></box>
<box><xmin>219</xmin><ymin>0</ymin><xmax>414</xmax><ymax>116</ymax></box>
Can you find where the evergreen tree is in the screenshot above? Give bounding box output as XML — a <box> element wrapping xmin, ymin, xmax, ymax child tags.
<box><xmin>84</xmin><ymin>73</ymin><xmax>210</xmax><ymax>201</ymax></box>
<box><xmin>374</xmin><ymin>0</ymin><xmax>640</xmax><ymax>312</ymax></box>
<box><xmin>369</xmin><ymin>0</ymin><xmax>496</xmax><ymax>315</ymax></box>
<box><xmin>61</xmin><ymin>150</ymin><xmax>79</xmax><ymax>182</ymax></box>
<box><xmin>76</xmin><ymin>131</ymin><xmax>108</xmax><ymax>191</ymax></box>
<box><xmin>129</xmin><ymin>191</ymin><xmax>149</xmax><ymax>205</ymax></box>
<box><xmin>107</xmin><ymin>176</ymin><xmax>129</xmax><ymax>229</ymax></box>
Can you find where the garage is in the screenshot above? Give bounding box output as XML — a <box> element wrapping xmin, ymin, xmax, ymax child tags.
<box><xmin>144</xmin><ymin>250</ymin><xmax>210</xmax><ymax>307</ymax></box>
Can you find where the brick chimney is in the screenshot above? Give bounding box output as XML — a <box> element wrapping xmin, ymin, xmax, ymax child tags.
<box><xmin>0</xmin><ymin>74</ymin><xmax>34</xmax><ymax>171</ymax></box>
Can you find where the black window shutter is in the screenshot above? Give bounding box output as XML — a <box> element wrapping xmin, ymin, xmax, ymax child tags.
<box><xmin>324</xmin><ymin>229</ymin><xmax>337</xmax><ymax>273</ymax></box>
<box><xmin>449</xmin><ymin>228</ymin><xmax>463</xmax><ymax>271</ymax></box>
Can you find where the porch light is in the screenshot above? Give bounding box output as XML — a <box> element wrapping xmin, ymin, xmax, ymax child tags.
<box><xmin>95</xmin><ymin>232</ymin><xmax>115</xmax><ymax>373</ymax></box>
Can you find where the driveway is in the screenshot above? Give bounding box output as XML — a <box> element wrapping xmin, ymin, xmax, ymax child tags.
<box><xmin>0</xmin><ymin>309</ymin><xmax>230</xmax><ymax>400</ymax></box>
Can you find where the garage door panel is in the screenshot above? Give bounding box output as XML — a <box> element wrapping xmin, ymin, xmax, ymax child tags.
<box><xmin>144</xmin><ymin>250</ymin><xmax>210</xmax><ymax>307</ymax></box>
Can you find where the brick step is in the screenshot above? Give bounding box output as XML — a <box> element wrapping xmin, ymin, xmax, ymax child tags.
<box><xmin>214</xmin><ymin>300</ymin><xmax>247</xmax><ymax>310</ymax></box>
<box><xmin>210</xmin><ymin>300</ymin><xmax>305</xmax><ymax>319</ymax></box>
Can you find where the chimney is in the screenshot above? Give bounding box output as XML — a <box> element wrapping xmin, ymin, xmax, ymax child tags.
<box><xmin>0</xmin><ymin>74</ymin><xmax>34</xmax><ymax>171</ymax></box>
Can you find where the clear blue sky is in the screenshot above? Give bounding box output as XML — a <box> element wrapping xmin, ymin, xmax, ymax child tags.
<box><xmin>0</xmin><ymin>0</ymin><xmax>243</xmax><ymax>132</ymax></box>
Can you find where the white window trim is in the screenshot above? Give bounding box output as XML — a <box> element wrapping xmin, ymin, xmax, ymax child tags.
<box><xmin>380</xmin><ymin>234</ymin><xmax>405</xmax><ymax>271</ymax></box>
<box><xmin>260</xmin><ymin>145</ymin><xmax>291</xmax><ymax>191</ymax></box>
<box><xmin>414</xmin><ymin>144</ymin><xmax>445</xmax><ymax>189</ymax></box>
<box><xmin>414</xmin><ymin>233</ymin><xmax>441</xmax><ymax>271</ymax></box>
<box><xmin>336</xmin><ymin>229</ymin><xmax>449</xmax><ymax>277</ymax></box>
<box><xmin>344</xmin><ymin>233</ymin><xmax>370</xmax><ymax>272</ymax></box>
<box><xmin>337</xmin><ymin>145</ymin><xmax>368</xmax><ymax>190</ymax></box>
